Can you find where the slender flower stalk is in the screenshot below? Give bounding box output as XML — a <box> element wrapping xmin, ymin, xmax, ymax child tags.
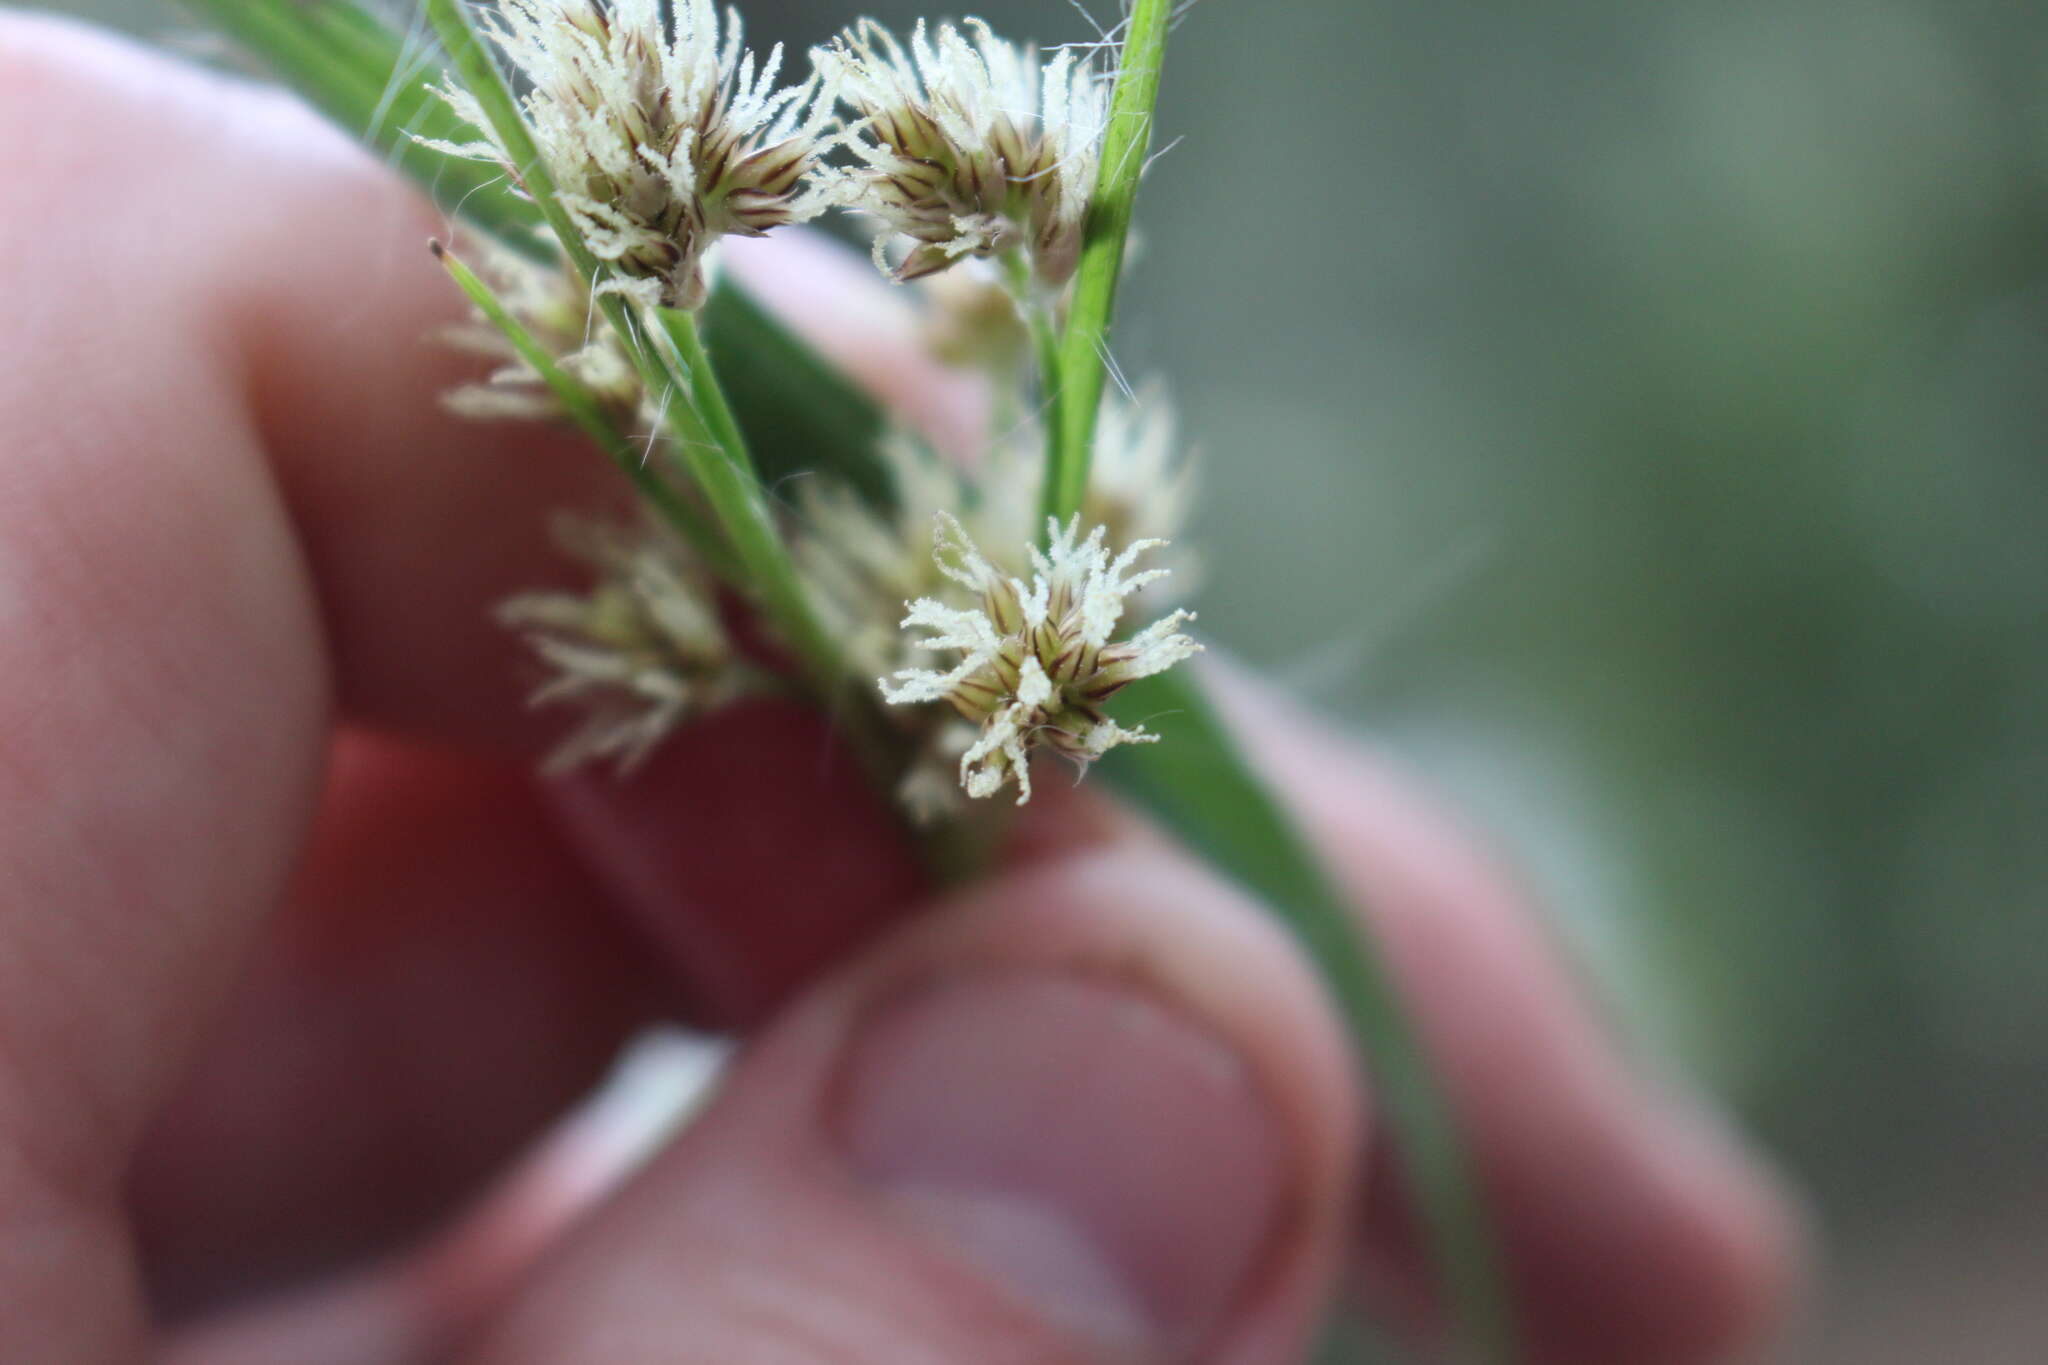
<box><xmin>433</xmin><ymin>240</ymin><xmax>738</xmax><ymax>582</ymax></box>
<box><xmin>435</xmin><ymin>237</ymin><xmax>637</xmax><ymax>422</ymax></box>
<box><xmin>1043</xmin><ymin>0</ymin><xmax>1173</xmax><ymax>525</ymax></box>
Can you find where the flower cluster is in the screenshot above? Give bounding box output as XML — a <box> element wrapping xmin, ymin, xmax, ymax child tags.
<box><xmin>880</xmin><ymin>514</ymin><xmax>1201</xmax><ymax>804</ymax></box>
<box><xmin>428</xmin><ymin>2</ymin><xmax>1114</xmax><ymax>310</ymax></box>
<box><xmin>793</xmin><ymin>431</ymin><xmax>1019</xmax><ymax>683</ymax></box>
<box><xmin>420</xmin><ymin>0</ymin><xmax>1197</xmax><ymax>812</ymax></box>
<box><xmin>428</xmin><ymin>0</ymin><xmax>835</xmax><ymax>309</ymax></box>
<box><xmin>498</xmin><ymin>518</ymin><xmax>751</xmax><ymax>772</ymax></box>
<box><xmin>473</xmin><ymin>317</ymin><xmax>1198</xmax><ymax>806</ymax></box>
<box><xmin>820</xmin><ymin>19</ymin><xmax>1110</xmax><ymax>286</ymax></box>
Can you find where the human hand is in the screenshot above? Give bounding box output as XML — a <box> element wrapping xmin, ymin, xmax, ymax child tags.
<box><xmin>0</xmin><ymin>16</ymin><xmax>1799</xmax><ymax>1363</ymax></box>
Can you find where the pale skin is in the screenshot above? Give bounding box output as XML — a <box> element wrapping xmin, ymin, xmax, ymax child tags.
<box><xmin>0</xmin><ymin>15</ymin><xmax>1800</xmax><ymax>1364</ymax></box>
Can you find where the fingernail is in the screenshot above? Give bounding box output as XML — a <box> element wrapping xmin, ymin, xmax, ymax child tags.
<box><xmin>833</xmin><ymin>972</ymin><xmax>1291</xmax><ymax>1357</ymax></box>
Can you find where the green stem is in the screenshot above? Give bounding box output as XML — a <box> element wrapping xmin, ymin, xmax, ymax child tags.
<box><xmin>654</xmin><ymin>306</ymin><xmax>755</xmax><ymax>477</ymax></box>
<box><xmin>638</xmin><ymin>318</ymin><xmax>833</xmax><ymax>687</ymax></box>
<box><xmin>1042</xmin><ymin>0</ymin><xmax>1173</xmax><ymax>527</ymax></box>
<box><xmin>636</xmin><ymin>315</ymin><xmax>902</xmax><ymax>793</ymax></box>
<box><xmin>432</xmin><ymin>242</ymin><xmax>739</xmax><ymax>580</ymax></box>
<box><xmin>1002</xmin><ymin>252</ymin><xmax>1064</xmax><ymax>515</ymax></box>
<box><xmin>422</xmin><ymin>0</ymin><xmax>891</xmax><ymax>777</ymax></box>
<box><xmin>422</xmin><ymin>0</ymin><xmax>605</xmax><ymax>289</ymax></box>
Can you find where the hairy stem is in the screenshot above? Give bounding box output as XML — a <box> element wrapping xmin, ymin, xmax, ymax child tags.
<box><xmin>1002</xmin><ymin>251</ymin><xmax>1064</xmax><ymax>498</ymax></box>
<box><xmin>1041</xmin><ymin>0</ymin><xmax>1173</xmax><ymax>527</ymax></box>
<box><xmin>655</xmin><ymin>305</ymin><xmax>755</xmax><ymax>478</ymax></box>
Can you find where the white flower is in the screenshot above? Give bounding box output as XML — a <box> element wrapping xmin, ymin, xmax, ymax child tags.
<box><xmin>880</xmin><ymin>512</ymin><xmax>1201</xmax><ymax>803</ymax></box>
<box><xmin>793</xmin><ymin>430</ymin><xmax>1033</xmax><ymax>682</ymax></box>
<box><xmin>426</xmin><ymin>0</ymin><xmax>836</xmax><ymax>310</ymax></box>
<box><xmin>820</xmin><ymin>18</ymin><xmax>1109</xmax><ymax>286</ymax></box>
<box><xmin>499</xmin><ymin>517</ymin><xmax>749</xmax><ymax>772</ymax></box>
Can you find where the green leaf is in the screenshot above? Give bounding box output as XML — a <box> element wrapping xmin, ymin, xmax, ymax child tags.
<box><xmin>1101</xmin><ymin>670</ymin><xmax>1519</xmax><ymax>1363</ymax></box>
<box><xmin>699</xmin><ymin>282</ymin><xmax>892</xmax><ymax>508</ymax></box>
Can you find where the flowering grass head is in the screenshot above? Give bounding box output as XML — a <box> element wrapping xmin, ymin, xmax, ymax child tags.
<box><xmin>880</xmin><ymin>513</ymin><xmax>1201</xmax><ymax>803</ymax></box>
<box><xmin>821</xmin><ymin>18</ymin><xmax>1109</xmax><ymax>287</ymax></box>
<box><xmin>428</xmin><ymin>0</ymin><xmax>836</xmax><ymax>309</ymax></box>
<box><xmin>498</xmin><ymin>518</ymin><xmax>749</xmax><ymax>772</ymax></box>
<box><xmin>183</xmin><ymin>3</ymin><xmax>1528</xmax><ymax>1354</ymax></box>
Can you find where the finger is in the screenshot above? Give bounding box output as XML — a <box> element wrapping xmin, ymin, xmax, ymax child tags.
<box><xmin>544</xmin><ymin>700</ymin><xmax>927</xmax><ymax>1028</ymax></box>
<box><xmin>128</xmin><ymin>730</ymin><xmax>671</xmax><ymax>1318</ymax></box>
<box><xmin>448</xmin><ymin>847</ymin><xmax>1360</xmax><ymax>1365</ymax></box>
<box><xmin>1</xmin><ymin>34</ymin><xmax>338</xmax><ymax>1363</ymax></box>
<box><xmin>153</xmin><ymin>1030</ymin><xmax>732</xmax><ymax>1365</ymax></box>
<box><xmin>0</xmin><ymin>13</ymin><xmax>946</xmax><ymax>1196</ymax></box>
<box><xmin>1212</xmin><ymin>668</ymin><xmax>1803</xmax><ymax>1364</ymax></box>
<box><xmin>0</xmin><ymin>25</ymin><xmax>973</xmax><ymax>1345</ymax></box>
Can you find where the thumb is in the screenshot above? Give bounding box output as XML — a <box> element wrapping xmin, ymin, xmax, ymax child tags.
<box><xmin>465</xmin><ymin>846</ymin><xmax>1362</xmax><ymax>1365</ymax></box>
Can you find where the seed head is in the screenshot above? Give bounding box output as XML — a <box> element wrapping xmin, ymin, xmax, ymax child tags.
<box><xmin>426</xmin><ymin>0</ymin><xmax>836</xmax><ymax>309</ymax></box>
<box><xmin>499</xmin><ymin>518</ymin><xmax>748</xmax><ymax>772</ymax></box>
<box><xmin>820</xmin><ymin>18</ymin><xmax>1109</xmax><ymax>287</ymax></box>
<box><xmin>880</xmin><ymin>513</ymin><xmax>1201</xmax><ymax>803</ymax></box>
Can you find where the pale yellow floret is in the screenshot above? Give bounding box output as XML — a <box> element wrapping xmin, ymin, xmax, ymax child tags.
<box><xmin>498</xmin><ymin>517</ymin><xmax>749</xmax><ymax>772</ymax></box>
<box><xmin>878</xmin><ymin>511</ymin><xmax>1201</xmax><ymax>805</ymax></box>
<box><xmin>819</xmin><ymin>17</ymin><xmax>1109</xmax><ymax>287</ymax></box>
<box><xmin>423</xmin><ymin>0</ymin><xmax>837</xmax><ymax>310</ymax></box>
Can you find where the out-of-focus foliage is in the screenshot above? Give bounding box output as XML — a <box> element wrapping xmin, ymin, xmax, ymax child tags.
<box><xmin>54</xmin><ymin>0</ymin><xmax>2048</xmax><ymax>1356</ymax></box>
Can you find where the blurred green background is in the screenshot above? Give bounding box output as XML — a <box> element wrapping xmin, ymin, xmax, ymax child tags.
<box><xmin>44</xmin><ymin>0</ymin><xmax>2048</xmax><ymax>1357</ymax></box>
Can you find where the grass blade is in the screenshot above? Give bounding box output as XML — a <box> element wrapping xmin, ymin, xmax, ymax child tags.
<box><xmin>180</xmin><ymin>0</ymin><xmax>543</xmax><ymax>243</ymax></box>
<box><xmin>1102</xmin><ymin>669</ymin><xmax>1519</xmax><ymax>1362</ymax></box>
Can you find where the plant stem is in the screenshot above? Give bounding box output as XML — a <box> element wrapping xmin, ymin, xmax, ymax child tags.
<box><xmin>654</xmin><ymin>306</ymin><xmax>755</xmax><ymax>477</ymax></box>
<box><xmin>1041</xmin><ymin>0</ymin><xmax>1173</xmax><ymax>527</ymax></box>
<box><xmin>639</xmin><ymin>318</ymin><xmax>841</xmax><ymax>692</ymax></box>
<box><xmin>422</xmin><ymin>0</ymin><xmax>606</xmax><ymax>289</ymax></box>
<box><xmin>432</xmin><ymin>242</ymin><xmax>739</xmax><ymax>579</ymax></box>
<box><xmin>422</xmin><ymin>0</ymin><xmax>894</xmax><ymax>778</ymax></box>
<box><xmin>1002</xmin><ymin>252</ymin><xmax>1064</xmax><ymax>511</ymax></box>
